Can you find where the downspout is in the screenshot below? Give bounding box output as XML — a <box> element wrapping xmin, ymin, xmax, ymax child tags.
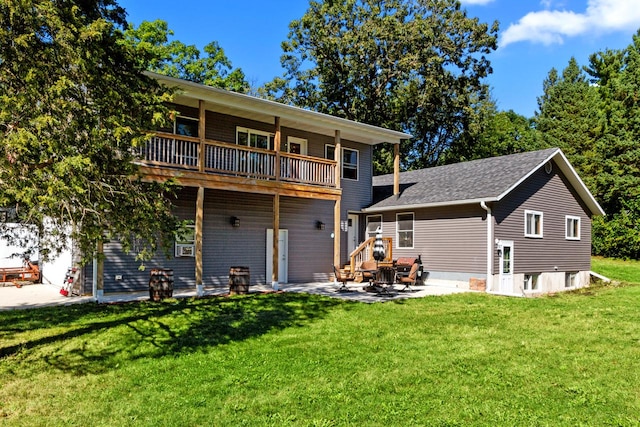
<box><xmin>480</xmin><ymin>201</ymin><xmax>493</xmax><ymax>292</ymax></box>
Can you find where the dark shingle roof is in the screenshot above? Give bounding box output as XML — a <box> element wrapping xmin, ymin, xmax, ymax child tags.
<box><xmin>369</xmin><ymin>148</ymin><xmax>561</xmax><ymax>210</ymax></box>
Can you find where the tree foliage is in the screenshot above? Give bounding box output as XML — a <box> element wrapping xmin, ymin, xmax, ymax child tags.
<box><xmin>0</xmin><ymin>0</ymin><xmax>181</xmax><ymax>263</ymax></box>
<box><xmin>535</xmin><ymin>33</ymin><xmax>640</xmax><ymax>259</ymax></box>
<box><xmin>123</xmin><ymin>19</ymin><xmax>248</xmax><ymax>92</ymax></box>
<box><xmin>534</xmin><ymin>57</ymin><xmax>600</xmax><ymax>181</ymax></box>
<box><xmin>262</xmin><ymin>0</ymin><xmax>498</xmax><ymax>171</ymax></box>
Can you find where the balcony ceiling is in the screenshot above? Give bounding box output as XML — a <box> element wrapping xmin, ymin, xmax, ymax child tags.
<box><xmin>149</xmin><ymin>72</ymin><xmax>411</xmax><ymax>145</ymax></box>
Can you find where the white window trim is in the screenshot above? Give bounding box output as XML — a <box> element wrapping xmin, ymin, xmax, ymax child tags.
<box><xmin>175</xmin><ymin>224</ymin><xmax>196</xmax><ymax>258</ymax></box>
<box><xmin>565</xmin><ymin>272</ymin><xmax>578</xmax><ymax>288</ymax></box>
<box><xmin>325</xmin><ymin>144</ymin><xmax>359</xmax><ymax>181</ymax></box>
<box><xmin>286</xmin><ymin>136</ymin><xmax>308</xmax><ymax>155</ymax></box>
<box><xmin>523</xmin><ymin>273</ymin><xmax>540</xmax><ymax>291</ymax></box>
<box><xmin>174</xmin><ymin>115</ymin><xmax>199</xmax><ymax>137</ymax></box>
<box><xmin>366</xmin><ymin>215</ymin><xmax>382</xmax><ymax>239</ymax></box>
<box><xmin>524</xmin><ymin>210</ymin><xmax>543</xmax><ymax>238</ymax></box>
<box><xmin>236</xmin><ymin>126</ymin><xmax>274</xmax><ymax>149</ymax></box>
<box><xmin>565</xmin><ymin>215</ymin><xmax>581</xmax><ymax>240</ymax></box>
<box><xmin>396</xmin><ymin>212</ymin><xmax>414</xmax><ymax>249</ymax></box>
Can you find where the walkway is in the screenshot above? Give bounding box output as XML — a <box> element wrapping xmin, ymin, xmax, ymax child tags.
<box><xmin>0</xmin><ymin>280</ymin><xmax>469</xmax><ymax>311</ymax></box>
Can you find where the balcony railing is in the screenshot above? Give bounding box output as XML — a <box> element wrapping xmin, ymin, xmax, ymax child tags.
<box><xmin>138</xmin><ymin>133</ymin><xmax>337</xmax><ymax>188</ymax></box>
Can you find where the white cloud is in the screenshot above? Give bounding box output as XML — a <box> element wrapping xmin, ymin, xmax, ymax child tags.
<box><xmin>501</xmin><ymin>0</ymin><xmax>640</xmax><ymax>48</ymax></box>
<box><xmin>459</xmin><ymin>0</ymin><xmax>495</xmax><ymax>5</ymax></box>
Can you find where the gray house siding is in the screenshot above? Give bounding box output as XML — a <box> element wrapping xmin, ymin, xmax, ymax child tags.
<box><xmin>492</xmin><ymin>164</ymin><xmax>592</xmax><ymax>275</ymax></box>
<box><xmin>377</xmin><ymin>204</ymin><xmax>487</xmax><ymax>279</ymax></box>
<box><xmin>94</xmin><ymin>187</ymin><xmax>336</xmax><ymax>293</ymax></box>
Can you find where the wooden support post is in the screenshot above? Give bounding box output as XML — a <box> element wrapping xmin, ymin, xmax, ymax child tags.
<box><xmin>195</xmin><ymin>186</ymin><xmax>204</xmax><ymax>296</ymax></box>
<box><xmin>334</xmin><ymin>130</ymin><xmax>342</xmax><ymax>268</ymax></box>
<box><xmin>272</xmin><ymin>193</ymin><xmax>280</xmax><ymax>290</ymax></box>
<box><xmin>394</xmin><ymin>142</ymin><xmax>400</xmax><ymax>196</ymax></box>
<box><xmin>198</xmin><ymin>99</ymin><xmax>206</xmax><ymax>172</ymax></box>
<box><xmin>274</xmin><ymin>116</ymin><xmax>281</xmax><ymax>181</ymax></box>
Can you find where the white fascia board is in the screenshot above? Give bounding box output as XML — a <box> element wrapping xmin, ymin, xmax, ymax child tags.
<box><xmin>495</xmin><ymin>148</ymin><xmax>605</xmax><ymax>216</ymax></box>
<box><xmin>361</xmin><ymin>197</ymin><xmax>499</xmax><ymax>213</ymax></box>
<box><xmin>148</xmin><ymin>72</ymin><xmax>412</xmax><ymax>144</ymax></box>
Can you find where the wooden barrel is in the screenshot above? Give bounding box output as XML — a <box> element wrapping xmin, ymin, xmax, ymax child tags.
<box><xmin>149</xmin><ymin>268</ymin><xmax>174</xmax><ymax>301</ymax></box>
<box><xmin>229</xmin><ymin>266</ymin><xmax>250</xmax><ymax>295</ymax></box>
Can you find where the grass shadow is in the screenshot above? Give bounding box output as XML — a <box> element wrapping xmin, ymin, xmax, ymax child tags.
<box><xmin>0</xmin><ymin>292</ymin><xmax>341</xmax><ymax>376</ymax></box>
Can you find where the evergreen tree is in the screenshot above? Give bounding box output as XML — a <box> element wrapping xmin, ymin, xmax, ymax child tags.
<box><xmin>0</xmin><ymin>0</ymin><xmax>180</xmax><ymax>263</ymax></box>
<box><xmin>534</xmin><ymin>57</ymin><xmax>600</xmax><ymax>182</ymax></box>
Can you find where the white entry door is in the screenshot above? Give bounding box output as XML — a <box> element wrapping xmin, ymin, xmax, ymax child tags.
<box><xmin>499</xmin><ymin>240</ymin><xmax>514</xmax><ymax>293</ymax></box>
<box><xmin>266</xmin><ymin>229</ymin><xmax>288</xmax><ymax>284</ymax></box>
<box><xmin>347</xmin><ymin>214</ymin><xmax>359</xmax><ymax>256</ymax></box>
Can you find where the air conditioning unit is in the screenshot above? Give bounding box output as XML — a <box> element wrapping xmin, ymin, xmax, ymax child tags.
<box><xmin>175</xmin><ymin>244</ymin><xmax>195</xmax><ymax>257</ymax></box>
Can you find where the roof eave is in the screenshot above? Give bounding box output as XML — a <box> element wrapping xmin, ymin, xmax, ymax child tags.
<box><xmin>147</xmin><ymin>72</ymin><xmax>412</xmax><ymax>145</ymax></box>
<box><xmin>362</xmin><ymin>197</ymin><xmax>500</xmax><ymax>213</ymax></box>
<box><xmin>495</xmin><ymin>148</ymin><xmax>605</xmax><ymax>216</ymax></box>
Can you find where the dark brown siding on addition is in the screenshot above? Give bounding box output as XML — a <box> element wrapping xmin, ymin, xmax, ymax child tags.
<box><xmin>493</xmin><ymin>163</ymin><xmax>592</xmax><ymax>274</ymax></box>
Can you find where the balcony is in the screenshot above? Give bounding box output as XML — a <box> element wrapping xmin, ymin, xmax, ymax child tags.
<box><xmin>138</xmin><ymin>133</ymin><xmax>337</xmax><ymax>189</ymax></box>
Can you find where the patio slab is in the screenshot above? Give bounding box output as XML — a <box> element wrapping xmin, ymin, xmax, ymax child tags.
<box><xmin>0</xmin><ymin>280</ymin><xmax>469</xmax><ymax>311</ymax></box>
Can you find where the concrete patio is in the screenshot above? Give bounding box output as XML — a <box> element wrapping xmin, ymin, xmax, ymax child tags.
<box><xmin>0</xmin><ymin>280</ymin><xmax>469</xmax><ymax>311</ymax></box>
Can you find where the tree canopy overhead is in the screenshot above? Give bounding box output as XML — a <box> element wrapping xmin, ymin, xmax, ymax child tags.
<box><xmin>0</xmin><ymin>0</ymin><xmax>180</xmax><ymax>263</ymax></box>
<box><xmin>123</xmin><ymin>19</ymin><xmax>249</xmax><ymax>92</ymax></box>
<box><xmin>262</xmin><ymin>0</ymin><xmax>499</xmax><ymax>171</ymax></box>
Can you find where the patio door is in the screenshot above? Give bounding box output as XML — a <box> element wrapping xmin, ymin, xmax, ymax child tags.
<box><xmin>347</xmin><ymin>214</ymin><xmax>359</xmax><ymax>256</ymax></box>
<box><xmin>499</xmin><ymin>240</ymin><xmax>514</xmax><ymax>293</ymax></box>
<box><xmin>266</xmin><ymin>229</ymin><xmax>288</xmax><ymax>283</ymax></box>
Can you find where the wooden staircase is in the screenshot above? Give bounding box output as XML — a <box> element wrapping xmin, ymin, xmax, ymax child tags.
<box><xmin>347</xmin><ymin>237</ymin><xmax>393</xmax><ymax>274</ymax></box>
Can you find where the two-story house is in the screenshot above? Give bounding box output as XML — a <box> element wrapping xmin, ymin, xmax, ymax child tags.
<box><xmin>84</xmin><ymin>73</ymin><xmax>411</xmax><ymax>297</ymax></box>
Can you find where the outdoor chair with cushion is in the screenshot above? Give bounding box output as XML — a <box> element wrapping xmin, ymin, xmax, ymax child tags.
<box><xmin>358</xmin><ymin>260</ymin><xmax>378</xmax><ymax>284</ymax></box>
<box><xmin>396</xmin><ymin>262</ymin><xmax>419</xmax><ymax>292</ymax></box>
<box><xmin>333</xmin><ymin>265</ymin><xmax>355</xmax><ymax>292</ymax></box>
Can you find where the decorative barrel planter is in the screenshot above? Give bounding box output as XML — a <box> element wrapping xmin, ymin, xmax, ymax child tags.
<box><xmin>149</xmin><ymin>268</ymin><xmax>174</xmax><ymax>301</ymax></box>
<box><xmin>229</xmin><ymin>266</ymin><xmax>250</xmax><ymax>295</ymax></box>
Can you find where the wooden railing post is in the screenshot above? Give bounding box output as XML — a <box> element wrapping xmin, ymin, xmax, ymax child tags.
<box><xmin>274</xmin><ymin>116</ymin><xmax>281</xmax><ymax>181</ymax></box>
<box><xmin>199</xmin><ymin>100</ymin><xmax>206</xmax><ymax>173</ymax></box>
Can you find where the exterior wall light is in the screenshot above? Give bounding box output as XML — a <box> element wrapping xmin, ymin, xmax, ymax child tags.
<box><xmin>231</xmin><ymin>216</ymin><xmax>240</xmax><ymax>228</ymax></box>
<box><xmin>316</xmin><ymin>221</ymin><xmax>325</xmax><ymax>230</ymax></box>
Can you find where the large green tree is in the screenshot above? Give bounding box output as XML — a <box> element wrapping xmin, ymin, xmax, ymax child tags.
<box><xmin>262</xmin><ymin>0</ymin><xmax>498</xmax><ymax>172</ymax></box>
<box><xmin>0</xmin><ymin>0</ymin><xmax>180</xmax><ymax>263</ymax></box>
<box><xmin>585</xmin><ymin>35</ymin><xmax>640</xmax><ymax>259</ymax></box>
<box><xmin>534</xmin><ymin>57</ymin><xmax>600</xmax><ymax>181</ymax></box>
<box><xmin>123</xmin><ymin>19</ymin><xmax>248</xmax><ymax>92</ymax></box>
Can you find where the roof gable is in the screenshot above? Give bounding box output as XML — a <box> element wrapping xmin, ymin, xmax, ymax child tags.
<box><xmin>367</xmin><ymin>148</ymin><xmax>604</xmax><ymax>216</ymax></box>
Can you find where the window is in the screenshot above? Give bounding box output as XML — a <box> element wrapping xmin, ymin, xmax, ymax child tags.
<box><xmin>524</xmin><ymin>210</ymin><xmax>543</xmax><ymax>238</ymax></box>
<box><xmin>565</xmin><ymin>272</ymin><xmax>578</xmax><ymax>288</ymax></box>
<box><xmin>325</xmin><ymin>144</ymin><xmax>359</xmax><ymax>180</ymax></box>
<box><xmin>396</xmin><ymin>213</ymin><xmax>414</xmax><ymax>248</ymax></box>
<box><xmin>366</xmin><ymin>215</ymin><xmax>382</xmax><ymax>239</ymax></box>
<box><xmin>175</xmin><ymin>224</ymin><xmax>195</xmax><ymax>257</ymax></box>
<box><xmin>175</xmin><ymin>116</ymin><xmax>199</xmax><ymax>137</ymax></box>
<box><xmin>523</xmin><ymin>274</ymin><xmax>540</xmax><ymax>291</ymax></box>
<box><xmin>286</xmin><ymin>136</ymin><xmax>308</xmax><ymax>155</ymax></box>
<box><xmin>566</xmin><ymin>215</ymin><xmax>581</xmax><ymax>240</ymax></box>
<box><xmin>236</xmin><ymin>127</ymin><xmax>275</xmax><ymax>150</ymax></box>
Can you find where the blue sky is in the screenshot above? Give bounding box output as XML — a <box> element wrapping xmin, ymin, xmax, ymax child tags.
<box><xmin>119</xmin><ymin>0</ymin><xmax>640</xmax><ymax>118</ymax></box>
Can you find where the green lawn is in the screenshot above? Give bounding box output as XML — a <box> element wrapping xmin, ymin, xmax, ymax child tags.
<box><xmin>1</xmin><ymin>265</ymin><xmax>640</xmax><ymax>426</ymax></box>
<box><xmin>592</xmin><ymin>256</ymin><xmax>640</xmax><ymax>283</ymax></box>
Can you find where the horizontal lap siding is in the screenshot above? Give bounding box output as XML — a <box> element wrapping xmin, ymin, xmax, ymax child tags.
<box><xmin>381</xmin><ymin>205</ymin><xmax>486</xmax><ymax>275</ymax></box>
<box><xmin>341</xmin><ymin>143</ymin><xmax>373</xmax><ymax>263</ymax></box>
<box><xmin>201</xmin><ymin>191</ymin><xmax>334</xmax><ymax>285</ymax></box>
<box><xmin>101</xmin><ymin>188</ymin><xmax>198</xmax><ymax>293</ymax></box>
<box><xmin>280</xmin><ymin>197</ymin><xmax>334</xmax><ymax>283</ymax></box>
<box><xmin>493</xmin><ymin>165</ymin><xmax>592</xmax><ymax>274</ymax></box>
